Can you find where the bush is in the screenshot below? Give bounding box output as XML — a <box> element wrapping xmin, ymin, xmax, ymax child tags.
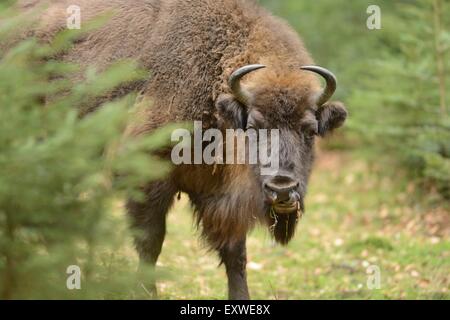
<box><xmin>349</xmin><ymin>0</ymin><xmax>450</xmax><ymax>198</ymax></box>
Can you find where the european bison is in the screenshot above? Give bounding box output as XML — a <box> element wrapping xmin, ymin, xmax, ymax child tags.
<box><xmin>12</xmin><ymin>0</ymin><xmax>347</xmax><ymax>299</ymax></box>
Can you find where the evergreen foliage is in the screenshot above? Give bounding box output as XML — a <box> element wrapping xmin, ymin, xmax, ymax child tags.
<box><xmin>0</xmin><ymin>4</ymin><xmax>174</xmax><ymax>299</ymax></box>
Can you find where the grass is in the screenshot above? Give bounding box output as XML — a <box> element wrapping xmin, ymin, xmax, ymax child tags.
<box><xmin>110</xmin><ymin>149</ymin><xmax>449</xmax><ymax>300</ymax></box>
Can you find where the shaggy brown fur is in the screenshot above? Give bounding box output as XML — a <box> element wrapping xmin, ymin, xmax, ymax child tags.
<box><xmin>14</xmin><ymin>0</ymin><xmax>319</xmax><ymax>118</ymax></box>
<box><xmin>10</xmin><ymin>0</ymin><xmax>348</xmax><ymax>299</ymax></box>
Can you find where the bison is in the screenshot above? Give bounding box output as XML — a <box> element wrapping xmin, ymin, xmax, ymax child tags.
<box><xmin>12</xmin><ymin>0</ymin><xmax>347</xmax><ymax>299</ymax></box>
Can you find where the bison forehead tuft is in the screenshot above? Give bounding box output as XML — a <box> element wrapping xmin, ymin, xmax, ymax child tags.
<box><xmin>246</xmin><ymin>70</ymin><xmax>320</xmax><ymax>125</ymax></box>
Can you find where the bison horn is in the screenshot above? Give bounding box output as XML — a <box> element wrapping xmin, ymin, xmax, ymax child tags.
<box><xmin>300</xmin><ymin>66</ymin><xmax>337</xmax><ymax>106</ymax></box>
<box><xmin>229</xmin><ymin>64</ymin><xmax>266</xmax><ymax>105</ymax></box>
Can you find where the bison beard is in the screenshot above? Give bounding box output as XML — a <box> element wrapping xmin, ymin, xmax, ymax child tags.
<box><xmin>271</xmin><ymin>212</ymin><xmax>299</xmax><ymax>245</ymax></box>
<box><xmin>268</xmin><ymin>201</ymin><xmax>304</xmax><ymax>245</ymax></box>
<box><xmin>191</xmin><ymin>189</ymin><xmax>303</xmax><ymax>248</ymax></box>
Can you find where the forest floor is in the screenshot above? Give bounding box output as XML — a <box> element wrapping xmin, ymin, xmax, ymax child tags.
<box><xmin>115</xmin><ymin>149</ymin><xmax>449</xmax><ymax>300</ymax></box>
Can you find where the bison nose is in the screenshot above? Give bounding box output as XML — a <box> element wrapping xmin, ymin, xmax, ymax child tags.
<box><xmin>264</xmin><ymin>176</ymin><xmax>300</xmax><ymax>203</ymax></box>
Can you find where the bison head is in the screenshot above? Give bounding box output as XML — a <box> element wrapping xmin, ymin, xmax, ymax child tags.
<box><xmin>216</xmin><ymin>64</ymin><xmax>347</xmax><ymax>244</ymax></box>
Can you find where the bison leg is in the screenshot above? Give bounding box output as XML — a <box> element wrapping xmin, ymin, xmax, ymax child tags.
<box><xmin>126</xmin><ymin>180</ymin><xmax>176</xmax><ymax>298</ymax></box>
<box><xmin>219</xmin><ymin>239</ymin><xmax>250</xmax><ymax>300</ymax></box>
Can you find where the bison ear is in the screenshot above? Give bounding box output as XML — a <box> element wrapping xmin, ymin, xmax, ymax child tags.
<box><xmin>316</xmin><ymin>101</ymin><xmax>348</xmax><ymax>136</ymax></box>
<box><xmin>215</xmin><ymin>94</ymin><xmax>248</xmax><ymax>129</ymax></box>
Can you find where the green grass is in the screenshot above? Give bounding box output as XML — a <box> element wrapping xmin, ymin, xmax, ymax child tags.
<box><xmin>110</xmin><ymin>149</ymin><xmax>449</xmax><ymax>300</ymax></box>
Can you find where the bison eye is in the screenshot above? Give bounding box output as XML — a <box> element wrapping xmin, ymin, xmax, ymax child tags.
<box><xmin>301</xmin><ymin>122</ymin><xmax>318</xmax><ymax>137</ymax></box>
